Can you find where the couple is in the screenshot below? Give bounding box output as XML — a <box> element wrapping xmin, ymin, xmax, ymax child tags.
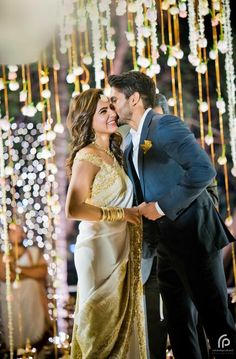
<box><xmin>66</xmin><ymin>71</ymin><xmax>236</xmax><ymax>359</ymax></box>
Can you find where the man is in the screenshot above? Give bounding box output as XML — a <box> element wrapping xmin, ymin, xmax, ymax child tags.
<box><xmin>143</xmin><ymin>94</ymin><xmax>169</xmax><ymax>359</ymax></box>
<box><xmin>121</xmin><ymin>93</ymin><xmax>211</xmax><ymax>359</ymax></box>
<box><xmin>119</xmin><ymin>93</ymin><xmax>169</xmax><ymax>359</ymax></box>
<box><xmin>108</xmin><ymin>71</ymin><xmax>236</xmax><ymax>359</ymax></box>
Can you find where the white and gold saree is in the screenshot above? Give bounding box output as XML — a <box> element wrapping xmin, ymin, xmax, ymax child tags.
<box><xmin>71</xmin><ymin>152</ymin><xmax>146</xmax><ymax>359</ymax></box>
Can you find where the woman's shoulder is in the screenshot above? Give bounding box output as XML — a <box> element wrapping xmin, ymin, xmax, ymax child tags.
<box><xmin>74</xmin><ymin>146</ymin><xmax>102</xmax><ymax>168</ymax></box>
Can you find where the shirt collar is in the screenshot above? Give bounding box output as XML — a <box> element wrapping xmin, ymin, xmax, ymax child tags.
<box><xmin>130</xmin><ymin>108</ymin><xmax>152</xmax><ymax>139</ymax></box>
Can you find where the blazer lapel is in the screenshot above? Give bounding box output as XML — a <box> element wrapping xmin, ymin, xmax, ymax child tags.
<box><xmin>138</xmin><ymin>110</ymin><xmax>154</xmax><ymax>194</ymax></box>
<box><xmin>124</xmin><ymin>140</ymin><xmax>134</xmax><ymax>181</ymax></box>
<box><xmin>124</xmin><ymin>141</ymin><xmax>141</xmax><ymax>204</ymax></box>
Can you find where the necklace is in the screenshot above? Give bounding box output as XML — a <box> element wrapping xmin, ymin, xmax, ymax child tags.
<box><xmin>92</xmin><ymin>141</ymin><xmax>114</xmax><ymax>158</ymax></box>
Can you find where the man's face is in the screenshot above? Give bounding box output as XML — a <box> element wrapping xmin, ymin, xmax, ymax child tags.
<box><xmin>110</xmin><ymin>87</ymin><xmax>133</xmax><ymax>125</ymax></box>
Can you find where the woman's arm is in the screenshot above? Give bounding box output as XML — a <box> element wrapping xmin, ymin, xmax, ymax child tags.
<box><xmin>1</xmin><ymin>252</ymin><xmax>47</xmax><ymax>282</ymax></box>
<box><xmin>10</xmin><ymin>251</ymin><xmax>47</xmax><ymax>281</ymax></box>
<box><xmin>65</xmin><ymin>156</ymin><xmax>103</xmax><ymax>221</ymax></box>
<box><xmin>17</xmin><ymin>262</ymin><xmax>47</xmax><ymax>281</ymax></box>
<box><xmin>65</xmin><ymin>152</ymin><xmax>140</xmax><ymax>224</ymax></box>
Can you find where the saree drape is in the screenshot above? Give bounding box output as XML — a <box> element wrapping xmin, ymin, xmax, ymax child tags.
<box><xmin>71</xmin><ymin>152</ymin><xmax>146</xmax><ymax>359</ymax></box>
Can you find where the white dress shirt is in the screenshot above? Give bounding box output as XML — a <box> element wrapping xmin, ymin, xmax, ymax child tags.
<box><xmin>130</xmin><ymin>108</ymin><xmax>164</xmax><ymax>216</ymax></box>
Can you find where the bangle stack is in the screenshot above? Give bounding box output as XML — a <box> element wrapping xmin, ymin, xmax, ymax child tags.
<box><xmin>100</xmin><ymin>207</ymin><xmax>125</xmax><ymax>222</ymax></box>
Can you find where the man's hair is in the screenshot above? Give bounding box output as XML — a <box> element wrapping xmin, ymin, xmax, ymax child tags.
<box><xmin>155</xmin><ymin>93</ymin><xmax>169</xmax><ymax>114</ymax></box>
<box><xmin>108</xmin><ymin>71</ymin><xmax>156</xmax><ymax>109</ymax></box>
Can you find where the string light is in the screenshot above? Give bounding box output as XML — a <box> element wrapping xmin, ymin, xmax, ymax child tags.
<box><xmin>0</xmin><ymin>71</ymin><xmax>14</xmax><ymax>359</ymax></box>
<box><xmin>187</xmin><ymin>0</ymin><xmax>200</xmax><ymax>66</ymax></box>
<box><xmin>222</xmin><ymin>0</ymin><xmax>236</xmax><ymax>176</ymax></box>
<box><xmin>87</xmin><ymin>0</ymin><xmax>103</xmax><ymax>88</ymax></box>
<box><xmin>210</xmin><ymin>0</ymin><xmax>232</xmax><ymax>229</ymax></box>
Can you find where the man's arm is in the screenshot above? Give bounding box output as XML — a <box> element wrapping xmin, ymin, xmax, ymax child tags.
<box><xmin>206</xmin><ymin>180</ymin><xmax>219</xmax><ymax>209</ymax></box>
<box><xmin>156</xmin><ymin>116</ymin><xmax>216</xmax><ymax>220</ymax></box>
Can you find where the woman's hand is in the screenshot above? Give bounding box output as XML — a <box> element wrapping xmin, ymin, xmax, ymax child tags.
<box><xmin>124</xmin><ymin>207</ymin><xmax>141</xmax><ymax>225</ymax></box>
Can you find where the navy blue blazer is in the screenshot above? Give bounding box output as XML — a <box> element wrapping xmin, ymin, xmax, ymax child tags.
<box><xmin>125</xmin><ymin>110</ymin><xmax>216</xmax><ymax>220</ymax></box>
<box><xmin>124</xmin><ymin>110</ymin><xmax>235</xmax><ymax>256</ymax></box>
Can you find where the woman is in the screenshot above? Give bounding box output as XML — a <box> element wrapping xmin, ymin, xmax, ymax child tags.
<box><xmin>66</xmin><ymin>89</ymin><xmax>147</xmax><ymax>358</ymax></box>
<box><xmin>0</xmin><ymin>223</ymin><xmax>51</xmax><ymax>350</ymax></box>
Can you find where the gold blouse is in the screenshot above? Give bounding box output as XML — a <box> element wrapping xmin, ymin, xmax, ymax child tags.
<box><xmin>74</xmin><ymin>152</ymin><xmax>129</xmax><ymax>207</ymax></box>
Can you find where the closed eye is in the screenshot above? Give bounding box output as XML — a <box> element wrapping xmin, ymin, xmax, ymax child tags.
<box><xmin>98</xmin><ymin>106</ymin><xmax>108</xmax><ymax>114</ymax></box>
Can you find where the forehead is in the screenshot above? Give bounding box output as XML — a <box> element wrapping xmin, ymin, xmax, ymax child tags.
<box><xmin>110</xmin><ymin>87</ymin><xmax>125</xmax><ymax>100</ymax></box>
<box><xmin>96</xmin><ymin>98</ymin><xmax>110</xmax><ymax>111</ymax></box>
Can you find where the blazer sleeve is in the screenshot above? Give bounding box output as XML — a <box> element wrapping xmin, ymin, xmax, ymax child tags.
<box><xmin>156</xmin><ymin>115</ymin><xmax>216</xmax><ymax>220</ymax></box>
<box><xmin>206</xmin><ymin>180</ymin><xmax>219</xmax><ymax>209</ymax></box>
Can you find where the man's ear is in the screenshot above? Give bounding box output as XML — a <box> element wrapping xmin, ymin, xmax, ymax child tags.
<box><xmin>129</xmin><ymin>92</ymin><xmax>140</xmax><ymax>107</ymax></box>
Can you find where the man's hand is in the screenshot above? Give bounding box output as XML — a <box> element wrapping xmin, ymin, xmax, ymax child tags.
<box><xmin>138</xmin><ymin>202</ymin><xmax>163</xmax><ymax>221</ymax></box>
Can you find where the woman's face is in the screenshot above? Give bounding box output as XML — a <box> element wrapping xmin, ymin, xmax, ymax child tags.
<box><xmin>92</xmin><ymin>96</ymin><xmax>118</xmax><ymax>135</ymax></box>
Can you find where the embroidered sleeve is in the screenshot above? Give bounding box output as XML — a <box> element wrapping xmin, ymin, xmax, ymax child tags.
<box><xmin>74</xmin><ymin>152</ymin><xmax>102</xmax><ymax>168</ymax></box>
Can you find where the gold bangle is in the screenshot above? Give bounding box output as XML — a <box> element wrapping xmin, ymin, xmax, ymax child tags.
<box><xmin>100</xmin><ymin>207</ymin><xmax>125</xmax><ymax>222</ymax></box>
<box><xmin>100</xmin><ymin>208</ymin><xmax>104</xmax><ymax>221</ymax></box>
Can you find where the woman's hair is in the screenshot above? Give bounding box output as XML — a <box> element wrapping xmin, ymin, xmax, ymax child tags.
<box><xmin>66</xmin><ymin>88</ymin><xmax>123</xmax><ymax>176</ymax></box>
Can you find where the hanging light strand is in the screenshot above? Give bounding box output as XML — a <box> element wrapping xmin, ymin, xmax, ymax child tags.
<box><xmin>135</xmin><ymin>0</ymin><xmax>147</xmax><ymax>69</ymax></box>
<box><xmin>127</xmin><ymin>9</ymin><xmax>138</xmax><ymax>70</ymax></box>
<box><xmin>167</xmin><ymin>10</ymin><xmax>178</xmax><ymax>116</ymax></box>
<box><xmin>222</xmin><ymin>0</ymin><xmax>236</xmax><ymax>176</ymax></box>
<box><xmin>87</xmin><ymin>0</ymin><xmax>103</xmax><ymax>88</ymax></box>
<box><xmin>38</xmin><ymin>57</ymin><xmax>59</xmax><ymax>359</ymax></box>
<box><xmin>159</xmin><ymin>0</ymin><xmax>166</xmax><ymax>47</ymax></box>
<box><xmin>104</xmin><ymin>0</ymin><xmax>115</xmax><ymax>73</ymax></box>
<box><xmin>187</xmin><ymin>0</ymin><xmax>199</xmax><ymax>66</ymax></box>
<box><xmin>52</xmin><ymin>38</ymin><xmax>62</xmax><ymax>123</ymax></box>
<box><xmin>197</xmin><ymin>48</ymin><xmax>205</xmax><ymax>149</ymax></box>
<box><xmin>2</xmin><ymin>66</ymin><xmax>17</xmax><ymax>220</ymax></box>
<box><xmin>211</xmin><ymin>1</ymin><xmax>232</xmax><ymax>225</ymax></box>
<box><xmin>148</xmin><ymin>0</ymin><xmax>161</xmax><ymax>83</ymax></box>
<box><xmin>0</xmin><ymin>71</ymin><xmax>14</xmax><ymax>358</ymax></box>
<box><xmin>203</xmin><ymin>47</ymin><xmax>216</xmax><ymax>165</ymax></box>
<box><xmin>0</xmin><ymin>131</ymin><xmax>14</xmax><ymax>359</ymax></box>
<box><xmin>173</xmin><ymin>14</ymin><xmax>184</xmax><ymax>119</ymax></box>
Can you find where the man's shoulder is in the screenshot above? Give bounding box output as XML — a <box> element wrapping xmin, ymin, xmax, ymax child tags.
<box><xmin>149</xmin><ymin>113</ymin><xmax>168</xmax><ymax>131</ymax></box>
<box><xmin>151</xmin><ymin>113</ymin><xmax>181</xmax><ymax>124</ymax></box>
<box><xmin>150</xmin><ymin>113</ymin><xmax>188</xmax><ymax>132</ymax></box>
